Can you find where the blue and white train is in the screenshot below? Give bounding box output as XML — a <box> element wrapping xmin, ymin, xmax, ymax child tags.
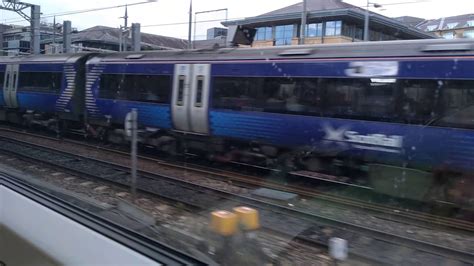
<box><xmin>0</xmin><ymin>39</ymin><xmax>473</xmax><ymax>205</ymax></box>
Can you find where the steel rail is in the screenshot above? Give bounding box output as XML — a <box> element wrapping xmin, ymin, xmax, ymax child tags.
<box><xmin>0</xmin><ymin>135</ymin><xmax>472</xmax><ymax>264</ymax></box>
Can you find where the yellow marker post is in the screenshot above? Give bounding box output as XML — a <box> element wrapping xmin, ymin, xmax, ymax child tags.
<box><xmin>233</xmin><ymin>206</ymin><xmax>260</xmax><ymax>231</ymax></box>
<box><xmin>210</xmin><ymin>210</ymin><xmax>238</xmax><ymax>236</ymax></box>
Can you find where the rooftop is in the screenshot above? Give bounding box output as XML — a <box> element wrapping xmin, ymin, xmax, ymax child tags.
<box><xmin>258</xmin><ymin>0</ymin><xmax>354</xmax><ymax>17</ymax></box>
<box><xmin>416</xmin><ymin>13</ymin><xmax>474</xmax><ymax>32</ymax></box>
<box><xmin>222</xmin><ymin>0</ymin><xmax>434</xmax><ymax>39</ymax></box>
<box><xmin>71</xmin><ymin>25</ymin><xmax>188</xmax><ymax>50</ymax></box>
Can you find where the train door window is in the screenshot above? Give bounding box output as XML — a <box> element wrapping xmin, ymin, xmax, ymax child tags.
<box><xmin>195</xmin><ymin>75</ymin><xmax>204</xmax><ymax>107</ymax></box>
<box><xmin>176</xmin><ymin>75</ymin><xmax>185</xmax><ymax>106</ymax></box>
<box><xmin>12</xmin><ymin>72</ymin><xmax>16</xmax><ymax>89</ymax></box>
<box><xmin>435</xmin><ymin>80</ymin><xmax>474</xmax><ymax>129</ymax></box>
<box><xmin>5</xmin><ymin>73</ymin><xmax>9</xmax><ymax>88</ymax></box>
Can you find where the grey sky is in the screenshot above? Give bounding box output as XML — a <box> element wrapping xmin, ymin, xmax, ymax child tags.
<box><xmin>0</xmin><ymin>0</ymin><xmax>471</xmax><ymax>39</ymax></box>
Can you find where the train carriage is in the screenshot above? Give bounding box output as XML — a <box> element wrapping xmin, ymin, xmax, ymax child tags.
<box><xmin>0</xmin><ymin>39</ymin><xmax>471</xmax><ymax>205</ymax></box>
<box><xmin>0</xmin><ymin>53</ymin><xmax>91</xmax><ymax>128</ymax></box>
<box><xmin>85</xmin><ymin>39</ymin><xmax>474</xmax><ymax>204</ymax></box>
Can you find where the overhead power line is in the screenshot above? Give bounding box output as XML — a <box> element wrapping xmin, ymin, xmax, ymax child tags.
<box><xmin>2</xmin><ymin>1</ymin><xmax>157</xmax><ymax>24</ymax></box>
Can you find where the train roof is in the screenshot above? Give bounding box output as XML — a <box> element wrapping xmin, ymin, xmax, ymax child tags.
<box><xmin>91</xmin><ymin>38</ymin><xmax>474</xmax><ymax>64</ymax></box>
<box><xmin>0</xmin><ymin>53</ymin><xmax>91</xmax><ymax>64</ymax></box>
<box><xmin>0</xmin><ymin>39</ymin><xmax>472</xmax><ymax>65</ymax></box>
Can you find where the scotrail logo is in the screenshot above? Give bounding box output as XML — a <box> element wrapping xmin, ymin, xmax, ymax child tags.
<box><xmin>322</xmin><ymin>124</ymin><xmax>404</xmax><ymax>153</ymax></box>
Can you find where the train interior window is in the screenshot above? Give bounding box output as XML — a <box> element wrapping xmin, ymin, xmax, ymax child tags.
<box><xmin>195</xmin><ymin>75</ymin><xmax>204</xmax><ymax>107</ymax></box>
<box><xmin>18</xmin><ymin>72</ymin><xmax>62</xmax><ymax>93</ymax></box>
<box><xmin>99</xmin><ymin>74</ymin><xmax>171</xmax><ymax>104</ymax></box>
<box><xmin>176</xmin><ymin>75</ymin><xmax>185</xmax><ymax>106</ymax></box>
<box><xmin>213</xmin><ymin>77</ymin><xmax>444</xmax><ymax>124</ymax></box>
<box><xmin>212</xmin><ymin>77</ymin><xmax>261</xmax><ymax>111</ymax></box>
<box><xmin>435</xmin><ymin>80</ymin><xmax>474</xmax><ymax>129</ymax></box>
<box><xmin>398</xmin><ymin>80</ymin><xmax>437</xmax><ymax>124</ymax></box>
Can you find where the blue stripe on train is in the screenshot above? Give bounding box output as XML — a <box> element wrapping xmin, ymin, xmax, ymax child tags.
<box><xmin>209</xmin><ymin>109</ymin><xmax>474</xmax><ymax>171</ymax></box>
<box><xmin>18</xmin><ymin>92</ymin><xmax>59</xmax><ymax>112</ymax></box>
<box><xmin>95</xmin><ymin>99</ymin><xmax>172</xmax><ymax>129</ymax></box>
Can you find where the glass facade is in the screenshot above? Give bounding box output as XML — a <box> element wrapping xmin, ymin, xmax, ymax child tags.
<box><xmin>255</xmin><ymin>27</ymin><xmax>273</xmax><ymax>41</ymax></box>
<box><xmin>324</xmin><ymin>21</ymin><xmax>342</xmax><ymax>36</ymax></box>
<box><xmin>442</xmin><ymin>31</ymin><xmax>455</xmax><ymax>39</ymax></box>
<box><xmin>254</xmin><ymin>20</ymin><xmax>402</xmax><ymax>46</ymax></box>
<box><xmin>464</xmin><ymin>30</ymin><xmax>474</xmax><ymax>38</ymax></box>
<box><xmin>275</xmin><ymin>24</ymin><xmax>294</xmax><ymax>46</ymax></box>
<box><xmin>306</xmin><ymin>23</ymin><xmax>323</xmax><ymax>37</ymax></box>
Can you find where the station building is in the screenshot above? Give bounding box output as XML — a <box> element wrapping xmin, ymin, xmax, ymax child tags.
<box><xmin>223</xmin><ymin>0</ymin><xmax>435</xmax><ymax>47</ymax></box>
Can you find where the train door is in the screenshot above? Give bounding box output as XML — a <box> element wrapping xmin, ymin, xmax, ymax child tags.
<box><xmin>189</xmin><ymin>64</ymin><xmax>211</xmax><ymax>134</ymax></box>
<box><xmin>3</xmin><ymin>64</ymin><xmax>19</xmax><ymax>108</ymax></box>
<box><xmin>171</xmin><ymin>64</ymin><xmax>211</xmax><ymax>135</ymax></box>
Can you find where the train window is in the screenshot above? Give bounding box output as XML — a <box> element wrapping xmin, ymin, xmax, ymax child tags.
<box><xmin>99</xmin><ymin>74</ymin><xmax>124</xmax><ymax>99</ymax></box>
<box><xmin>434</xmin><ymin>80</ymin><xmax>474</xmax><ymax>129</ymax></box>
<box><xmin>397</xmin><ymin>80</ymin><xmax>437</xmax><ymax>124</ymax></box>
<box><xmin>322</xmin><ymin>78</ymin><xmax>397</xmax><ymax>121</ymax></box>
<box><xmin>18</xmin><ymin>72</ymin><xmax>62</xmax><ymax>93</ymax></box>
<box><xmin>212</xmin><ymin>77</ymin><xmax>261</xmax><ymax>111</ymax></box>
<box><xmin>5</xmin><ymin>73</ymin><xmax>9</xmax><ymax>88</ymax></box>
<box><xmin>133</xmin><ymin>75</ymin><xmax>171</xmax><ymax>103</ymax></box>
<box><xmin>99</xmin><ymin>74</ymin><xmax>171</xmax><ymax>104</ymax></box>
<box><xmin>195</xmin><ymin>75</ymin><xmax>204</xmax><ymax>107</ymax></box>
<box><xmin>177</xmin><ymin>75</ymin><xmax>185</xmax><ymax>106</ymax></box>
<box><xmin>12</xmin><ymin>73</ymin><xmax>16</xmax><ymax>89</ymax></box>
<box><xmin>0</xmin><ymin>72</ymin><xmax>4</xmax><ymax>87</ymax></box>
<box><xmin>213</xmin><ymin>77</ymin><xmax>398</xmax><ymax>120</ymax></box>
<box><xmin>213</xmin><ymin>76</ymin><xmax>445</xmax><ymax>125</ymax></box>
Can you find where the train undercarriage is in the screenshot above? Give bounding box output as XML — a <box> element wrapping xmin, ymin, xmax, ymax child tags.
<box><xmin>2</xmin><ymin>108</ymin><xmax>473</xmax><ymax>210</ymax></box>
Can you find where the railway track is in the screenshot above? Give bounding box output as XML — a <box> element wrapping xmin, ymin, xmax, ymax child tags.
<box><xmin>0</xmin><ymin>127</ymin><xmax>471</xmax><ymax>233</ymax></box>
<box><xmin>0</xmin><ymin>133</ymin><xmax>472</xmax><ymax>264</ymax></box>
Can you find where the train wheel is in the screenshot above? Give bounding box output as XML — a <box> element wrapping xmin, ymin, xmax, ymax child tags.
<box><xmin>162</xmin><ymin>140</ymin><xmax>178</xmax><ymax>156</ymax></box>
<box><xmin>302</xmin><ymin>157</ymin><xmax>324</xmax><ymax>172</ymax></box>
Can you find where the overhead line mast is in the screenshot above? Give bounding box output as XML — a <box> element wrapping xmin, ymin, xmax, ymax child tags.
<box><xmin>0</xmin><ymin>0</ymin><xmax>40</xmax><ymax>54</ymax></box>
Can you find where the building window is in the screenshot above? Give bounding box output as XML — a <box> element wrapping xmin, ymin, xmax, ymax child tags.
<box><xmin>325</xmin><ymin>21</ymin><xmax>342</xmax><ymax>36</ymax></box>
<box><xmin>306</xmin><ymin>23</ymin><xmax>323</xmax><ymax>37</ymax></box>
<box><xmin>426</xmin><ymin>25</ymin><xmax>438</xmax><ymax>31</ymax></box>
<box><xmin>341</xmin><ymin>23</ymin><xmax>353</xmax><ymax>38</ymax></box>
<box><xmin>464</xmin><ymin>30</ymin><xmax>474</xmax><ymax>38</ymax></box>
<box><xmin>275</xmin><ymin>25</ymin><xmax>294</xmax><ymax>46</ymax></box>
<box><xmin>442</xmin><ymin>31</ymin><xmax>455</xmax><ymax>39</ymax></box>
<box><xmin>355</xmin><ymin>27</ymin><xmax>363</xmax><ymax>40</ymax></box>
<box><xmin>255</xmin><ymin>27</ymin><xmax>272</xmax><ymax>41</ymax></box>
<box><xmin>446</xmin><ymin>22</ymin><xmax>458</xmax><ymax>29</ymax></box>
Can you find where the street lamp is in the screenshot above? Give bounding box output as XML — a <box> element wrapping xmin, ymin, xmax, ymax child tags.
<box><xmin>363</xmin><ymin>1</ymin><xmax>382</xmax><ymax>41</ymax></box>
